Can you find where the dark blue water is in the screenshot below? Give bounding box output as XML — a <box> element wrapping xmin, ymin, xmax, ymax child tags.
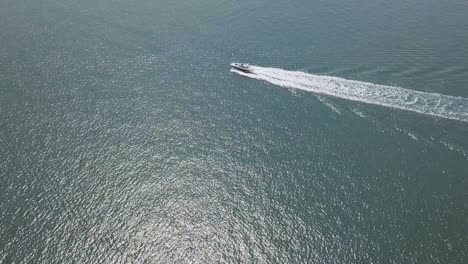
<box><xmin>1</xmin><ymin>0</ymin><xmax>467</xmax><ymax>263</ymax></box>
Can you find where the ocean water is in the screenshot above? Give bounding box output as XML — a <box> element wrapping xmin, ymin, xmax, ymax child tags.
<box><xmin>1</xmin><ymin>0</ymin><xmax>467</xmax><ymax>263</ymax></box>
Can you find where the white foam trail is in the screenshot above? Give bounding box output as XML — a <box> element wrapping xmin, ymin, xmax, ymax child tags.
<box><xmin>231</xmin><ymin>66</ymin><xmax>468</xmax><ymax>122</ymax></box>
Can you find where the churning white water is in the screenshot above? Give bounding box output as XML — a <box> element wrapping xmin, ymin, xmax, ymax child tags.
<box><xmin>232</xmin><ymin>65</ymin><xmax>468</xmax><ymax>122</ymax></box>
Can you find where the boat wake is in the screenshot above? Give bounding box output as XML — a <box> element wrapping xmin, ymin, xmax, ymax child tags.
<box><xmin>231</xmin><ymin>65</ymin><xmax>468</xmax><ymax>122</ymax></box>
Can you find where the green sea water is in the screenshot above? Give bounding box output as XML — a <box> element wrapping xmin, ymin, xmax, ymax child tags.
<box><xmin>1</xmin><ymin>0</ymin><xmax>467</xmax><ymax>263</ymax></box>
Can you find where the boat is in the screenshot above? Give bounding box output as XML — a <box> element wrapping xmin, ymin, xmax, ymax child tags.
<box><xmin>231</xmin><ymin>63</ymin><xmax>253</xmax><ymax>73</ymax></box>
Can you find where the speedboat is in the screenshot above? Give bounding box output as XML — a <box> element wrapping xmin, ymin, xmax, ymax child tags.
<box><xmin>231</xmin><ymin>63</ymin><xmax>253</xmax><ymax>73</ymax></box>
